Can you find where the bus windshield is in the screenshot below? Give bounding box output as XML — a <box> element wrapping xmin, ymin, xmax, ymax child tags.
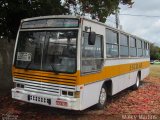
<box><xmin>14</xmin><ymin>30</ymin><xmax>78</xmax><ymax>73</ymax></box>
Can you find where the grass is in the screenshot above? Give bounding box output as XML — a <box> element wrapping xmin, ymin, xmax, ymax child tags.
<box><xmin>150</xmin><ymin>64</ymin><xmax>160</xmax><ymax>78</ymax></box>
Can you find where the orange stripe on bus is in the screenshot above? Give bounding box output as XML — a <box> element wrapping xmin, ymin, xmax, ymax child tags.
<box><xmin>12</xmin><ymin>61</ymin><xmax>150</xmax><ymax>86</ymax></box>
<box><xmin>77</xmin><ymin>61</ymin><xmax>150</xmax><ymax>85</ymax></box>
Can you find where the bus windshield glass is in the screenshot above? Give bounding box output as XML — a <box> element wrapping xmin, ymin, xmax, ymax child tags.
<box><xmin>14</xmin><ymin>30</ymin><xmax>77</xmax><ymax>73</ymax></box>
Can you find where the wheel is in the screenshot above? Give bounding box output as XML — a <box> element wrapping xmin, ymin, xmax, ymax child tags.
<box><xmin>96</xmin><ymin>85</ymin><xmax>107</xmax><ymax>109</ymax></box>
<box><xmin>132</xmin><ymin>74</ymin><xmax>140</xmax><ymax>90</ymax></box>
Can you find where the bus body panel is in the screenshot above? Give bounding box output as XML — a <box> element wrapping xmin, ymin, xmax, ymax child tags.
<box><xmin>111</xmin><ymin>72</ymin><xmax>131</xmax><ymax>95</ymax></box>
<box><xmin>81</xmin><ymin>80</ymin><xmax>104</xmax><ymax>110</ymax></box>
<box><xmin>141</xmin><ymin>68</ymin><xmax>150</xmax><ymax>80</ymax></box>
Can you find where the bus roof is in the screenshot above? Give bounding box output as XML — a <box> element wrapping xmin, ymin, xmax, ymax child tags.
<box><xmin>21</xmin><ymin>15</ymin><xmax>150</xmax><ymax>43</ymax></box>
<box><xmin>21</xmin><ymin>15</ymin><xmax>81</xmax><ymax>22</ymax></box>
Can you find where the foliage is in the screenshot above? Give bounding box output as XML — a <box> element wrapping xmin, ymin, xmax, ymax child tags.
<box><xmin>0</xmin><ymin>0</ymin><xmax>69</xmax><ymax>40</ymax></box>
<box><xmin>0</xmin><ymin>0</ymin><xmax>133</xmax><ymax>40</ymax></box>
<box><xmin>150</xmin><ymin>43</ymin><xmax>160</xmax><ymax>60</ymax></box>
<box><xmin>64</xmin><ymin>0</ymin><xmax>134</xmax><ymax>22</ymax></box>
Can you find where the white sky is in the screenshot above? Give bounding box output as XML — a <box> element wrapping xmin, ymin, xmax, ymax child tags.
<box><xmin>107</xmin><ymin>0</ymin><xmax>160</xmax><ymax>46</ymax></box>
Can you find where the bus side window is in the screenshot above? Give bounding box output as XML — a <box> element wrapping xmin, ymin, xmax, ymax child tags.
<box><xmin>146</xmin><ymin>42</ymin><xmax>150</xmax><ymax>56</ymax></box>
<box><xmin>137</xmin><ymin>39</ymin><xmax>143</xmax><ymax>57</ymax></box>
<box><xmin>142</xmin><ymin>41</ymin><xmax>145</xmax><ymax>56</ymax></box>
<box><xmin>106</xmin><ymin>29</ymin><xmax>119</xmax><ymax>58</ymax></box>
<box><xmin>81</xmin><ymin>32</ymin><xmax>103</xmax><ymax>74</ymax></box>
<box><xmin>120</xmin><ymin>33</ymin><xmax>129</xmax><ymax>57</ymax></box>
<box><xmin>129</xmin><ymin>37</ymin><xmax>137</xmax><ymax>57</ymax></box>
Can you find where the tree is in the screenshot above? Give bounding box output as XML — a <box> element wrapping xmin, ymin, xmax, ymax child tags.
<box><xmin>64</xmin><ymin>0</ymin><xmax>134</xmax><ymax>22</ymax></box>
<box><xmin>0</xmin><ymin>0</ymin><xmax>69</xmax><ymax>40</ymax></box>
<box><xmin>150</xmin><ymin>43</ymin><xmax>160</xmax><ymax>60</ymax></box>
<box><xmin>0</xmin><ymin>0</ymin><xmax>133</xmax><ymax>40</ymax></box>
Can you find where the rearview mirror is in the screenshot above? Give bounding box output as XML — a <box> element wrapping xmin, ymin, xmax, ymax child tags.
<box><xmin>88</xmin><ymin>32</ymin><xmax>96</xmax><ymax>45</ymax></box>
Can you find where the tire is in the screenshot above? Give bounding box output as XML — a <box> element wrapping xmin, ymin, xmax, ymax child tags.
<box><xmin>96</xmin><ymin>85</ymin><xmax>107</xmax><ymax>109</ymax></box>
<box><xmin>132</xmin><ymin>74</ymin><xmax>140</xmax><ymax>90</ymax></box>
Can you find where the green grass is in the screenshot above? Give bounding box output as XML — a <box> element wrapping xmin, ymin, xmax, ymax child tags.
<box><xmin>150</xmin><ymin>64</ymin><xmax>160</xmax><ymax>78</ymax></box>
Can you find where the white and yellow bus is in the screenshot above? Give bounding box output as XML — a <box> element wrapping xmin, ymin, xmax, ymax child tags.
<box><xmin>12</xmin><ymin>15</ymin><xmax>150</xmax><ymax>110</ymax></box>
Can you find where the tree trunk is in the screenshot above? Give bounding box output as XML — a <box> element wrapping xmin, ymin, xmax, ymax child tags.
<box><xmin>0</xmin><ymin>39</ymin><xmax>15</xmax><ymax>93</ymax></box>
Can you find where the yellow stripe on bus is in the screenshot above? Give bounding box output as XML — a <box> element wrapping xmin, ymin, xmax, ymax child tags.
<box><xmin>12</xmin><ymin>61</ymin><xmax>150</xmax><ymax>86</ymax></box>
<box><xmin>77</xmin><ymin>61</ymin><xmax>150</xmax><ymax>85</ymax></box>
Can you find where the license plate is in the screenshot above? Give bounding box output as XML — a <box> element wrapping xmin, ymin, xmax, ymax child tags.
<box><xmin>56</xmin><ymin>100</ymin><xmax>68</xmax><ymax>107</ymax></box>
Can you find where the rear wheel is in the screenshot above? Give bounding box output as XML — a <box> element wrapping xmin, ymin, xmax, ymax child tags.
<box><xmin>96</xmin><ymin>85</ymin><xmax>107</xmax><ymax>109</ymax></box>
<box><xmin>132</xmin><ymin>74</ymin><xmax>140</xmax><ymax>90</ymax></box>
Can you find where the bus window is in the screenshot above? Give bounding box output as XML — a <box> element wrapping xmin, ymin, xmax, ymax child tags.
<box><xmin>15</xmin><ymin>30</ymin><xmax>78</xmax><ymax>73</ymax></box>
<box><xmin>130</xmin><ymin>37</ymin><xmax>137</xmax><ymax>57</ymax></box>
<box><xmin>81</xmin><ymin>32</ymin><xmax>103</xmax><ymax>74</ymax></box>
<box><xmin>120</xmin><ymin>34</ymin><xmax>129</xmax><ymax>57</ymax></box>
<box><xmin>137</xmin><ymin>39</ymin><xmax>143</xmax><ymax>57</ymax></box>
<box><xmin>15</xmin><ymin>31</ymin><xmax>45</xmax><ymax>70</ymax></box>
<box><xmin>142</xmin><ymin>41</ymin><xmax>145</xmax><ymax>56</ymax></box>
<box><xmin>146</xmin><ymin>42</ymin><xmax>150</xmax><ymax>56</ymax></box>
<box><xmin>43</xmin><ymin>30</ymin><xmax>77</xmax><ymax>73</ymax></box>
<box><xmin>106</xmin><ymin>29</ymin><xmax>119</xmax><ymax>58</ymax></box>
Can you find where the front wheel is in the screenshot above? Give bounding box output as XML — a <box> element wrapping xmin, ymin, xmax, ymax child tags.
<box><xmin>96</xmin><ymin>85</ymin><xmax>107</xmax><ymax>109</ymax></box>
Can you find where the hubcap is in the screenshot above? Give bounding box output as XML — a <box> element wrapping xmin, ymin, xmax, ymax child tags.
<box><xmin>99</xmin><ymin>88</ymin><xmax>106</xmax><ymax>105</ymax></box>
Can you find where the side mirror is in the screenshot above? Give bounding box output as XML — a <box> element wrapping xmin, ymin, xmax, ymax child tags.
<box><xmin>88</xmin><ymin>32</ymin><xmax>96</xmax><ymax>45</ymax></box>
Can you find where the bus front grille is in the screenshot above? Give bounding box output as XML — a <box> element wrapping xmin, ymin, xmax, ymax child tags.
<box><xmin>14</xmin><ymin>78</ymin><xmax>76</xmax><ymax>96</ymax></box>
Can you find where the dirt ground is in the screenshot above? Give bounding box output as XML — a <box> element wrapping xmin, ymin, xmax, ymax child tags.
<box><xmin>0</xmin><ymin>66</ymin><xmax>160</xmax><ymax>120</ymax></box>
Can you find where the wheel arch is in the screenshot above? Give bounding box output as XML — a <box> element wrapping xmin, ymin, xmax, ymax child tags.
<box><xmin>103</xmin><ymin>79</ymin><xmax>112</xmax><ymax>96</ymax></box>
<box><xmin>138</xmin><ymin>70</ymin><xmax>141</xmax><ymax>80</ymax></box>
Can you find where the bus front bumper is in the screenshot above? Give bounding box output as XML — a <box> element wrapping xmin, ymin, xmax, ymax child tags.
<box><xmin>11</xmin><ymin>88</ymin><xmax>80</xmax><ymax>110</ymax></box>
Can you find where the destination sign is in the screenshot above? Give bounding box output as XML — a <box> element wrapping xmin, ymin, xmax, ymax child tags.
<box><xmin>21</xmin><ymin>19</ymin><xmax>79</xmax><ymax>28</ymax></box>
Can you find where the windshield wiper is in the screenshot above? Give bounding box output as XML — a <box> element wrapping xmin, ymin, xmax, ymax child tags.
<box><xmin>50</xmin><ymin>64</ymin><xmax>59</xmax><ymax>74</ymax></box>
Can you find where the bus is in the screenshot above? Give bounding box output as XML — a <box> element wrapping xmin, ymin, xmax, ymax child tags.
<box><xmin>11</xmin><ymin>15</ymin><xmax>150</xmax><ymax>110</ymax></box>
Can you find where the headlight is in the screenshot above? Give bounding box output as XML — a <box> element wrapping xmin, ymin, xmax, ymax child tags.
<box><xmin>62</xmin><ymin>91</ymin><xmax>67</xmax><ymax>96</ymax></box>
<box><xmin>61</xmin><ymin>90</ymin><xmax>80</xmax><ymax>98</ymax></box>
<box><xmin>68</xmin><ymin>91</ymin><xmax>74</xmax><ymax>96</ymax></box>
<box><xmin>16</xmin><ymin>83</ymin><xmax>24</xmax><ymax>88</ymax></box>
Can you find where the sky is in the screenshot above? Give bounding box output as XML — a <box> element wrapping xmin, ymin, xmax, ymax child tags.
<box><xmin>107</xmin><ymin>0</ymin><xmax>160</xmax><ymax>46</ymax></box>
